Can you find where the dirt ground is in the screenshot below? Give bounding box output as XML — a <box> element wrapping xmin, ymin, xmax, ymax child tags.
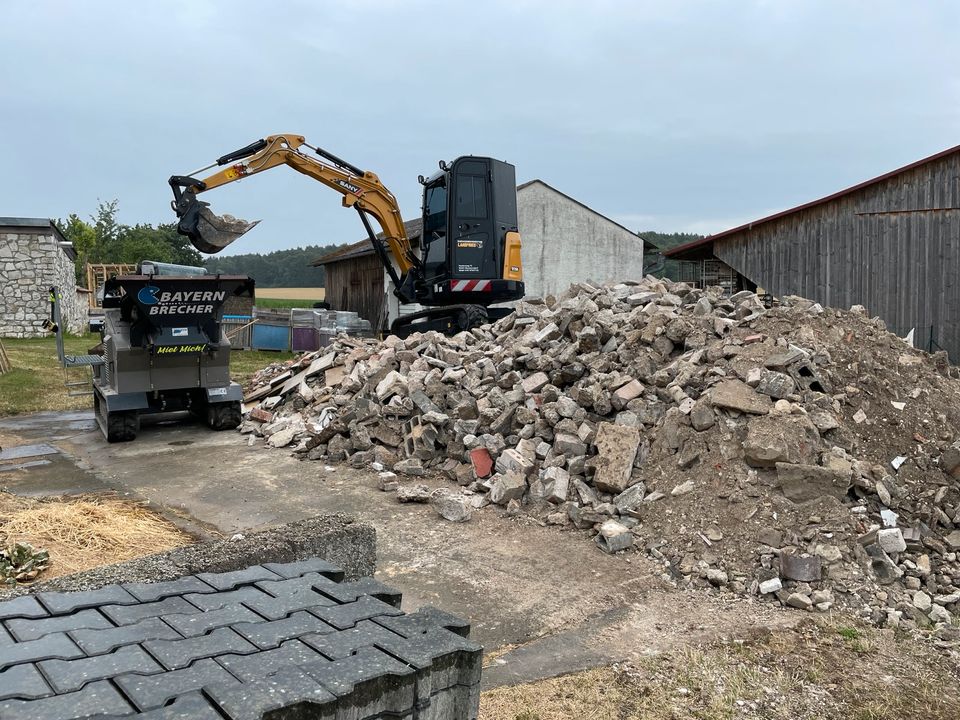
<box><xmin>1</xmin><ymin>409</ymin><xmax>959</xmax><ymax>717</ymax></box>
<box><xmin>481</xmin><ymin>617</ymin><xmax>960</xmax><ymax>720</ymax></box>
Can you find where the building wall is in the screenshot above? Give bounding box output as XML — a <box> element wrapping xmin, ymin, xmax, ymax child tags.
<box><xmin>516</xmin><ymin>182</ymin><xmax>646</xmax><ymax>299</ymax></box>
<box><xmin>712</xmin><ymin>152</ymin><xmax>960</xmax><ymax>358</ymax></box>
<box><xmin>325</xmin><ymin>252</ymin><xmax>389</xmax><ymax>332</ymax></box>
<box><xmin>0</xmin><ymin>229</ymin><xmax>82</xmax><ymax>338</ymax></box>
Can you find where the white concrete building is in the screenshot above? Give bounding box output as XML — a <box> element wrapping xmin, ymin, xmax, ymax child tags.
<box><xmin>316</xmin><ymin>180</ymin><xmax>645</xmax><ymax>331</ymax></box>
<box><xmin>514</xmin><ymin>180</ymin><xmax>646</xmax><ymax>299</ymax></box>
<box><xmin>0</xmin><ymin>218</ymin><xmax>84</xmax><ymax>338</ymax></box>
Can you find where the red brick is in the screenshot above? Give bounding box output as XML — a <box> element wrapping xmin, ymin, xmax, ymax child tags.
<box><xmin>469</xmin><ymin>448</ymin><xmax>493</xmax><ymax>479</ymax></box>
<box><xmin>250</xmin><ymin>408</ymin><xmax>274</xmax><ymax>423</ymax></box>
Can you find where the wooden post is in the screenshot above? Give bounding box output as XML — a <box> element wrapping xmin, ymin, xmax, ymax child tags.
<box><xmin>0</xmin><ymin>338</ymin><xmax>11</xmax><ymax>374</ymax></box>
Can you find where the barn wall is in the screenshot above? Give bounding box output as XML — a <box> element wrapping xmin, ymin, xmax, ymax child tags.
<box><xmin>713</xmin><ymin>152</ymin><xmax>960</xmax><ymax>358</ymax></box>
<box><xmin>324</xmin><ymin>253</ymin><xmax>388</xmax><ymax>331</ymax></box>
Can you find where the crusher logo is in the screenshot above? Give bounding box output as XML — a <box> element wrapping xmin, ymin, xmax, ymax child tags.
<box><xmin>137</xmin><ymin>286</ymin><xmax>226</xmax><ymax>315</ymax></box>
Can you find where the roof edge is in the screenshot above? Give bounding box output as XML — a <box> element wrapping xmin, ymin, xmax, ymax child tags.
<box><xmin>664</xmin><ymin>142</ymin><xmax>960</xmax><ymax>258</ymax></box>
<box><xmin>518</xmin><ymin>179</ymin><xmax>641</xmax><ymax>239</ymax></box>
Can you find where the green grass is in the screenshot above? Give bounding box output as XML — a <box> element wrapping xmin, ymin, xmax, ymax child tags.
<box><xmin>229</xmin><ymin>348</ymin><xmax>295</xmax><ymax>380</ymax></box>
<box><xmin>0</xmin><ymin>335</ymin><xmax>293</xmax><ymax>417</ymax></box>
<box><xmin>837</xmin><ymin>626</ymin><xmax>861</xmax><ymax>640</ymax></box>
<box><xmin>254</xmin><ymin>298</ymin><xmax>324</xmax><ymax>309</ymax></box>
<box><xmin>0</xmin><ymin>334</ymin><xmax>98</xmax><ymax>416</ymax></box>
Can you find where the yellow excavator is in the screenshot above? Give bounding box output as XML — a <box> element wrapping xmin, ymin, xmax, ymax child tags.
<box><xmin>168</xmin><ymin>133</ymin><xmax>524</xmax><ymax>336</ymax></box>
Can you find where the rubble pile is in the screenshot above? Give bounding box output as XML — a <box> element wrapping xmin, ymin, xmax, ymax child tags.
<box><xmin>241</xmin><ymin>277</ymin><xmax>960</xmax><ymax>632</ymax></box>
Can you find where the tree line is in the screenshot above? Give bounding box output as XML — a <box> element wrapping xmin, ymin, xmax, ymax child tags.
<box><xmin>204</xmin><ymin>245</ymin><xmax>346</xmax><ymax>287</ymax></box>
<box><xmin>55</xmin><ymin>202</ymin><xmax>700</xmax><ymax>289</ymax></box>
<box><xmin>640</xmin><ymin>231</ymin><xmax>703</xmax><ymax>280</ymax></box>
<box><xmin>56</xmin><ymin>200</ymin><xmax>346</xmax><ymax>288</ymax></box>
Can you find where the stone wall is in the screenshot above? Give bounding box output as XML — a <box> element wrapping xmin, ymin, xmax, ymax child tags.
<box><xmin>0</xmin><ymin>230</ymin><xmax>82</xmax><ymax>338</ymax></box>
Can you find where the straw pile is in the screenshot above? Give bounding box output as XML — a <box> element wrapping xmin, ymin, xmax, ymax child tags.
<box><xmin>0</xmin><ymin>492</ymin><xmax>192</xmax><ymax>579</ymax></box>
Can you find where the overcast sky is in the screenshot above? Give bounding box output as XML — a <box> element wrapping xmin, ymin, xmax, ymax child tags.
<box><xmin>1</xmin><ymin>1</ymin><xmax>957</xmax><ymax>255</ymax></box>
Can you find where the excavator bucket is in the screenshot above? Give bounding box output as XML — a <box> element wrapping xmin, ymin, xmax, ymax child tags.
<box><xmin>176</xmin><ymin>200</ymin><xmax>260</xmax><ymax>254</ymax></box>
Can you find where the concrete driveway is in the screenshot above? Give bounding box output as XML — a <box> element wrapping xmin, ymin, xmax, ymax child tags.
<box><xmin>0</xmin><ymin>410</ymin><xmax>795</xmax><ymax>687</ymax></box>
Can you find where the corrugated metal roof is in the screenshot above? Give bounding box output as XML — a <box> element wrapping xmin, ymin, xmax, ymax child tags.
<box><xmin>664</xmin><ymin>143</ymin><xmax>960</xmax><ymax>258</ymax></box>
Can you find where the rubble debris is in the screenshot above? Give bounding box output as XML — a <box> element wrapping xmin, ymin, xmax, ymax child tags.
<box><xmin>595</xmin><ymin>520</ymin><xmax>634</xmax><ymax>554</ymax></box>
<box><xmin>239</xmin><ymin>277</ymin><xmax>960</xmax><ymax>627</ymax></box>
<box><xmin>432</xmin><ymin>492</ymin><xmax>472</xmax><ymax>523</ymax></box>
<box><xmin>592</xmin><ymin>423</ymin><xmax>641</xmax><ymax>493</ymax></box>
<box><xmin>396</xmin><ymin>485</ymin><xmax>431</xmax><ymax>503</ymax></box>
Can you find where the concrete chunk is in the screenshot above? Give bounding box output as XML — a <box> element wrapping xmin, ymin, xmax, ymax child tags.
<box><xmin>495</xmin><ymin>449</ymin><xmax>534</xmax><ymax>477</ymax></box>
<box><xmin>521</xmin><ymin>372</ymin><xmax>549</xmax><ymax>394</ymax></box>
<box><xmin>432</xmin><ymin>493</ymin><xmax>472</xmax><ymax>523</ymax></box>
<box><xmin>877</xmin><ymin>528</ymin><xmax>906</xmax><ymax>554</ymax></box>
<box><xmin>776</xmin><ymin>463</ymin><xmax>850</xmax><ymax>503</ymax></box>
<box><xmin>595</xmin><ymin>520</ymin><xmax>634</xmax><ymax>553</ymax></box>
<box><xmin>710</xmin><ymin>379</ymin><xmax>772</xmax><ymax>415</ymax></box>
<box><xmin>592</xmin><ymin>423</ymin><xmax>641</xmax><ymax>494</ymax></box>
<box><xmin>489</xmin><ymin>472</ymin><xmax>527</xmax><ymax>505</ymax></box>
<box><xmin>779</xmin><ymin>553</ymin><xmax>821</xmax><ymax>582</ymax></box>
<box><xmin>543</xmin><ymin>467</ymin><xmax>570</xmax><ymax>504</ymax></box>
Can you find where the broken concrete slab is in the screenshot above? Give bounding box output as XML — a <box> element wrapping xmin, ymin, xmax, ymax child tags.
<box><xmin>591</xmin><ymin>423</ymin><xmax>641</xmax><ymax>494</ymax></box>
<box><xmin>710</xmin><ymin>379</ymin><xmax>772</xmax><ymax>415</ymax></box>
<box><xmin>432</xmin><ymin>492</ymin><xmax>472</xmax><ymax>522</ymax></box>
<box><xmin>779</xmin><ymin>553</ymin><xmax>821</xmax><ymax>582</ymax></box>
<box><xmin>775</xmin><ymin>463</ymin><xmax>850</xmax><ymax>503</ymax></box>
<box><xmin>743</xmin><ymin>416</ymin><xmax>819</xmax><ymax>467</ymax></box>
<box><xmin>489</xmin><ymin>472</ymin><xmax>527</xmax><ymax>506</ymax></box>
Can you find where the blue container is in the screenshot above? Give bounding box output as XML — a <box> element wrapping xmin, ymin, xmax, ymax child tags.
<box><xmin>252</xmin><ymin>323</ymin><xmax>290</xmax><ymax>351</ymax></box>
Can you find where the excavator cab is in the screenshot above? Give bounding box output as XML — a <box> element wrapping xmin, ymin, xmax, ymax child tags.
<box><xmin>415</xmin><ymin>156</ymin><xmax>524</xmax><ymax>309</ymax></box>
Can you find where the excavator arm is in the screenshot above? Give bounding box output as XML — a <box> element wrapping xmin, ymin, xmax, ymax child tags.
<box><xmin>168</xmin><ymin>134</ymin><xmax>417</xmax><ymax>285</ymax></box>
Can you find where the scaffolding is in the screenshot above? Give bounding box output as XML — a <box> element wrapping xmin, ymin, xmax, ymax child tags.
<box><xmin>85</xmin><ymin>263</ymin><xmax>137</xmax><ymax>308</ymax></box>
<box><xmin>676</xmin><ymin>259</ymin><xmax>740</xmax><ymax>294</ymax></box>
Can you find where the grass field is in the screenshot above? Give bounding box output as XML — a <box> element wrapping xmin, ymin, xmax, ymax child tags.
<box><xmin>479</xmin><ymin>618</ymin><xmax>960</xmax><ymax>720</ymax></box>
<box><xmin>0</xmin><ymin>335</ymin><xmax>292</xmax><ymax>417</ymax></box>
<box><xmin>254</xmin><ymin>287</ymin><xmax>327</xmax><ymax>310</ymax></box>
<box><xmin>253</xmin><ymin>298</ymin><xmax>319</xmax><ymax>309</ymax></box>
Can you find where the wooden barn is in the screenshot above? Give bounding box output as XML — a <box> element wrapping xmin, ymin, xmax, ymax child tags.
<box><xmin>665</xmin><ymin>144</ymin><xmax>960</xmax><ymax>359</ymax></box>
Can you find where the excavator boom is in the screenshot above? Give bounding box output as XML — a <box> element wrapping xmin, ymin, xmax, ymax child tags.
<box><xmin>168</xmin><ymin>134</ymin><xmax>414</xmax><ymax>278</ymax></box>
<box><xmin>169</xmin><ymin>133</ymin><xmax>525</xmax><ymax>337</ymax></box>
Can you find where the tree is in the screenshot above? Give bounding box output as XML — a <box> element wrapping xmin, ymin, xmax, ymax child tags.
<box><xmin>55</xmin><ymin>214</ymin><xmax>97</xmax><ymax>282</ymax></box>
<box><xmin>114</xmin><ymin>223</ymin><xmax>203</xmax><ymax>266</ymax></box>
<box><xmin>59</xmin><ymin>201</ymin><xmax>206</xmax><ymax>281</ymax></box>
<box><xmin>204</xmin><ymin>245</ymin><xmax>343</xmax><ymax>287</ymax></box>
<box><xmin>90</xmin><ymin>199</ymin><xmax>121</xmax><ymax>262</ymax></box>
